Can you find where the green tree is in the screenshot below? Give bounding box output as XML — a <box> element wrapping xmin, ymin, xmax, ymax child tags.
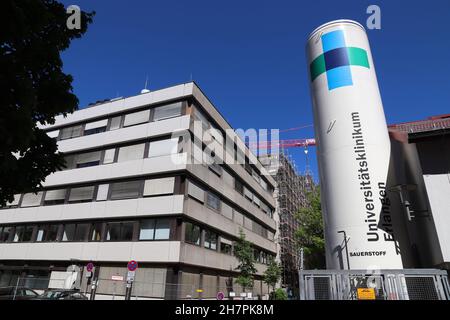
<box><xmin>263</xmin><ymin>257</ymin><xmax>282</xmax><ymax>294</ymax></box>
<box><xmin>273</xmin><ymin>288</ymin><xmax>288</xmax><ymax>300</ymax></box>
<box><xmin>0</xmin><ymin>0</ymin><xmax>94</xmax><ymax>206</ymax></box>
<box><xmin>234</xmin><ymin>229</ymin><xmax>257</xmax><ymax>292</ymax></box>
<box><xmin>295</xmin><ymin>187</ymin><xmax>326</xmax><ymax>269</ymax></box>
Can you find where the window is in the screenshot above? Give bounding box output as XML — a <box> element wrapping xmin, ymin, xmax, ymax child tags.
<box><xmin>46</xmin><ymin>130</ymin><xmax>59</xmax><ymax>139</ymax></box>
<box><xmin>139</xmin><ymin>220</ymin><xmax>155</xmax><ymax>240</ymax></box>
<box><xmin>21</xmin><ymin>192</ymin><xmax>43</xmax><ymax>207</ymax></box>
<box><xmin>103</xmin><ymin>149</ymin><xmax>116</xmax><ymax>164</ymax></box>
<box><xmin>123</xmin><ymin>109</ymin><xmax>150</xmax><ymax>127</ymax></box>
<box><xmin>206</xmin><ymin>192</ymin><xmax>220</xmax><ymax>211</ymax></box>
<box><xmin>221</xmin><ymin>202</ymin><xmax>233</xmax><ymax>220</ymax></box>
<box><xmin>244</xmin><ymin>187</ymin><xmax>253</xmax><ymax>202</ymax></box>
<box><xmin>90</xmin><ymin>223</ymin><xmax>103</xmax><ymax>242</ymax></box>
<box><xmin>260</xmin><ymin>179</ymin><xmax>268</xmax><ymax>192</ymax></box>
<box><xmin>0</xmin><ymin>226</ymin><xmax>13</xmax><ymax>242</ymax></box>
<box><xmin>185</xmin><ymin>222</ymin><xmax>201</xmax><ymax>246</ymax></box>
<box><xmin>13</xmin><ymin>226</ymin><xmax>33</xmax><ymax>242</ymax></box>
<box><xmin>187</xmin><ymin>181</ymin><xmax>204</xmax><ymax>203</ymax></box>
<box><xmin>143</xmin><ymin>177</ymin><xmax>175</xmax><ymax>196</ymax></box>
<box><xmin>96</xmin><ymin>184</ymin><xmax>109</xmax><ymax>201</ymax></box>
<box><xmin>44</xmin><ymin>189</ymin><xmax>66</xmax><ymax>205</ymax></box>
<box><xmin>204</xmin><ymin>230</ymin><xmax>217</xmax><ymax>250</ymax></box>
<box><xmin>148</xmin><ymin>138</ymin><xmax>179</xmax><ymax>158</ymax></box>
<box><xmin>208</xmin><ymin>161</ymin><xmax>223</xmax><ymax>177</ymax></box>
<box><xmin>5</xmin><ymin>194</ymin><xmax>21</xmax><ymax>208</ymax></box>
<box><xmin>106</xmin><ymin>221</ymin><xmax>134</xmax><ymax>241</ymax></box>
<box><xmin>223</xmin><ymin>169</ymin><xmax>234</xmax><ymax>187</ymax></box>
<box><xmin>110</xmin><ymin>181</ymin><xmax>141</xmax><ymax>200</ymax></box>
<box><xmin>233</xmin><ymin>211</ymin><xmax>244</xmax><ymax>226</ymax></box>
<box><xmin>220</xmin><ymin>238</ymin><xmax>232</xmax><ymax>255</ymax></box>
<box><xmin>253</xmin><ymin>196</ymin><xmax>261</xmax><ymax>208</ymax></box>
<box><xmin>117</xmin><ymin>144</ymin><xmax>145</xmax><ymax>162</ymax></box>
<box><xmin>84</xmin><ymin>119</ymin><xmax>108</xmax><ymax>136</ymax></box>
<box><xmin>244</xmin><ymin>216</ymin><xmax>253</xmax><ymax>230</ymax></box>
<box><xmin>252</xmin><ymin>222</ymin><xmax>262</xmax><ymax>236</ymax></box>
<box><xmin>59</xmin><ymin>125</ymin><xmax>83</xmax><ymax>140</ymax></box>
<box><xmin>193</xmin><ymin>107</ymin><xmax>210</xmax><ymax>130</ymax></box>
<box><xmin>36</xmin><ymin>225</ymin><xmax>59</xmax><ymax>242</ymax></box>
<box><xmin>75</xmin><ymin>151</ymin><xmax>101</xmax><ymax>168</ymax></box>
<box><xmin>252</xmin><ymin>169</ymin><xmax>260</xmax><ymax>183</ymax></box>
<box><xmin>62</xmin><ymin>223</ymin><xmax>89</xmax><ymax>242</ymax></box>
<box><xmin>235</xmin><ymin>179</ymin><xmax>244</xmax><ymax>195</ymax></box>
<box><xmin>153</xmin><ymin>102</ymin><xmax>182</xmax><ymax>121</ymax></box>
<box><xmin>261</xmin><ymin>202</ymin><xmax>270</xmax><ymax>215</ymax></box>
<box><xmin>139</xmin><ymin>219</ymin><xmax>170</xmax><ymax>240</ymax></box>
<box><xmin>154</xmin><ymin>219</ymin><xmax>170</xmax><ymax>240</ymax></box>
<box><xmin>109</xmin><ymin>116</ymin><xmax>122</xmax><ymax>131</ymax></box>
<box><xmin>69</xmin><ymin>186</ymin><xmax>95</xmax><ymax>203</ymax></box>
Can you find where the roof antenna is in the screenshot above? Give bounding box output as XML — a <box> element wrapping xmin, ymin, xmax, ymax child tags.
<box><xmin>141</xmin><ymin>75</ymin><xmax>150</xmax><ymax>94</ymax></box>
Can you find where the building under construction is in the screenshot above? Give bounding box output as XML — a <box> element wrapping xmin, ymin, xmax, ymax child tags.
<box><xmin>260</xmin><ymin>151</ymin><xmax>315</xmax><ymax>295</ymax></box>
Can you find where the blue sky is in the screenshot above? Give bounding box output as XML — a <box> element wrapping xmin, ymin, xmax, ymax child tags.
<box><xmin>60</xmin><ymin>0</ymin><xmax>450</xmax><ymax>180</ymax></box>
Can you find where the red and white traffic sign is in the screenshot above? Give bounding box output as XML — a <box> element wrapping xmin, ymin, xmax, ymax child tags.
<box><xmin>127</xmin><ymin>260</ymin><xmax>138</xmax><ymax>271</ymax></box>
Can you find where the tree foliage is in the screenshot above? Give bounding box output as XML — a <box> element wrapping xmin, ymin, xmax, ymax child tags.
<box><xmin>234</xmin><ymin>229</ymin><xmax>257</xmax><ymax>292</ymax></box>
<box><xmin>263</xmin><ymin>257</ymin><xmax>282</xmax><ymax>293</ymax></box>
<box><xmin>295</xmin><ymin>187</ymin><xmax>326</xmax><ymax>269</ymax></box>
<box><xmin>0</xmin><ymin>0</ymin><xmax>94</xmax><ymax>205</ymax></box>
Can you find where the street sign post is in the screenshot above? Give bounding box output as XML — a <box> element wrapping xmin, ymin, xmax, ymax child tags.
<box><xmin>86</xmin><ymin>262</ymin><xmax>94</xmax><ymax>272</ymax></box>
<box><xmin>216</xmin><ymin>291</ymin><xmax>224</xmax><ymax>300</ymax></box>
<box><xmin>127</xmin><ymin>260</ymin><xmax>138</xmax><ymax>271</ymax></box>
<box><xmin>125</xmin><ymin>260</ymin><xmax>138</xmax><ymax>300</ymax></box>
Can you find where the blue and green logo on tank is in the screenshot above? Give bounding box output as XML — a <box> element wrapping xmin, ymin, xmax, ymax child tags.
<box><xmin>310</xmin><ymin>30</ymin><xmax>370</xmax><ymax>90</ymax></box>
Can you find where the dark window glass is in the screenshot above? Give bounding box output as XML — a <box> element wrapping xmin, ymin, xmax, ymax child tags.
<box><xmin>90</xmin><ymin>223</ymin><xmax>103</xmax><ymax>242</ymax></box>
<box><xmin>62</xmin><ymin>223</ymin><xmax>89</xmax><ymax>242</ymax></box>
<box><xmin>235</xmin><ymin>179</ymin><xmax>244</xmax><ymax>195</ymax></box>
<box><xmin>185</xmin><ymin>222</ymin><xmax>201</xmax><ymax>246</ymax></box>
<box><xmin>106</xmin><ymin>222</ymin><xmax>134</xmax><ymax>241</ymax></box>
<box><xmin>13</xmin><ymin>226</ymin><xmax>33</xmax><ymax>242</ymax></box>
<box><xmin>36</xmin><ymin>225</ymin><xmax>59</xmax><ymax>242</ymax></box>
<box><xmin>206</xmin><ymin>192</ymin><xmax>220</xmax><ymax>211</ymax></box>
<box><xmin>84</xmin><ymin>127</ymin><xmax>106</xmax><ymax>136</ymax></box>
<box><xmin>204</xmin><ymin>230</ymin><xmax>217</xmax><ymax>250</ymax></box>
<box><xmin>220</xmin><ymin>242</ymin><xmax>232</xmax><ymax>255</ymax></box>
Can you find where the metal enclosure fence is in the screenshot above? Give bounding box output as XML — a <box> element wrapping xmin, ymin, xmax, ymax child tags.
<box><xmin>1</xmin><ymin>276</ymin><xmax>269</xmax><ymax>300</ymax></box>
<box><xmin>299</xmin><ymin>269</ymin><xmax>450</xmax><ymax>300</ymax></box>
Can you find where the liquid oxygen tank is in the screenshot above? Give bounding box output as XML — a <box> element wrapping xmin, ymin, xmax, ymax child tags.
<box><xmin>306</xmin><ymin>20</ymin><xmax>403</xmax><ymax>270</ymax></box>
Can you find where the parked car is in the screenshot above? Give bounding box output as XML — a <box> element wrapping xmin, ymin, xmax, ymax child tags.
<box><xmin>0</xmin><ymin>286</ymin><xmax>40</xmax><ymax>300</ymax></box>
<box><xmin>38</xmin><ymin>289</ymin><xmax>88</xmax><ymax>300</ymax></box>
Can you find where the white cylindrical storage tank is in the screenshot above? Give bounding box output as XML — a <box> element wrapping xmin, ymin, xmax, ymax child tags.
<box><xmin>306</xmin><ymin>20</ymin><xmax>403</xmax><ymax>270</ymax></box>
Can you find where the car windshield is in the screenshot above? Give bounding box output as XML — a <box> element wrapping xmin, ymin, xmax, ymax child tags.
<box><xmin>43</xmin><ymin>291</ymin><xmax>64</xmax><ymax>299</ymax></box>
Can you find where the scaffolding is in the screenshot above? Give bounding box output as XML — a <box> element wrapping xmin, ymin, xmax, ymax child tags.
<box><xmin>260</xmin><ymin>150</ymin><xmax>315</xmax><ymax>295</ymax></box>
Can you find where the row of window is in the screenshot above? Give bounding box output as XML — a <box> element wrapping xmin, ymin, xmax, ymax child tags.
<box><xmin>2</xmin><ymin>177</ymin><xmax>176</xmax><ymax>208</ymax></box>
<box><xmin>187</xmin><ymin>180</ymin><xmax>274</xmax><ymax>241</ymax></box>
<box><xmin>49</xmin><ymin>102</ymin><xmax>184</xmax><ymax>141</ymax></box>
<box><xmin>1</xmin><ymin>176</ymin><xmax>274</xmax><ymax>243</ymax></box>
<box><xmin>184</xmin><ymin>222</ymin><xmax>273</xmax><ymax>265</ymax></box>
<box><xmin>192</xmin><ymin>106</ymin><xmax>273</xmax><ymax>195</ymax></box>
<box><xmin>0</xmin><ymin>218</ymin><xmax>171</xmax><ymax>243</ymax></box>
<box><xmin>61</xmin><ymin>137</ymin><xmax>180</xmax><ymax>170</ymax></box>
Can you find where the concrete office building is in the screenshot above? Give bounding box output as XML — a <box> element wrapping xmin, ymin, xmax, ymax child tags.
<box><xmin>0</xmin><ymin>82</ymin><xmax>278</xmax><ymax>299</ymax></box>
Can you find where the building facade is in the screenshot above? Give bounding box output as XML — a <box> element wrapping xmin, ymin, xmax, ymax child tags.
<box><xmin>387</xmin><ymin>115</ymin><xmax>450</xmax><ymax>272</ymax></box>
<box><xmin>0</xmin><ymin>82</ymin><xmax>278</xmax><ymax>299</ymax></box>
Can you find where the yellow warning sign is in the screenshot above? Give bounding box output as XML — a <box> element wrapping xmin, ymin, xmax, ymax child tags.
<box><xmin>357</xmin><ymin>288</ymin><xmax>376</xmax><ymax>300</ymax></box>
